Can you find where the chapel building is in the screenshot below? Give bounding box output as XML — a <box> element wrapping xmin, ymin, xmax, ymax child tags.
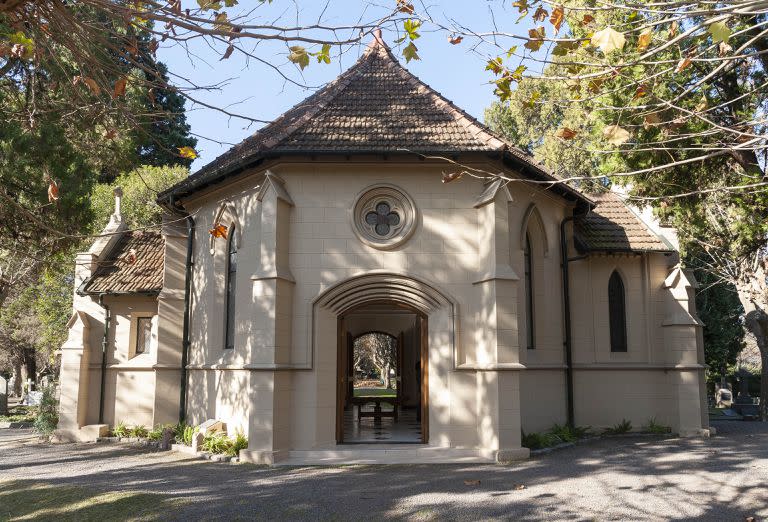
<box><xmin>56</xmin><ymin>33</ymin><xmax>708</xmax><ymax>464</ymax></box>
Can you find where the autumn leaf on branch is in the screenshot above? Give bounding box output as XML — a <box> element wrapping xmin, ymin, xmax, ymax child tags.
<box><xmin>549</xmin><ymin>6</ymin><xmax>564</xmax><ymax>34</ymax></box>
<box><xmin>46</xmin><ymin>177</ymin><xmax>59</xmax><ymax>204</ymax></box>
<box><xmin>397</xmin><ymin>0</ymin><xmax>414</xmax><ymax>14</ymax></box>
<box><xmin>125</xmin><ymin>248</ymin><xmax>138</xmax><ymax>265</ymax></box>
<box><xmin>524</xmin><ymin>27</ymin><xmax>545</xmax><ymax>52</ymax></box>
<box><xmin>448</xmin><ymin>35</ymin><xmax>463</xmax><ymax>45</ymax></box>
<box><xmin>403</xmin><ymin>42</ymin><xmax>419</xmax><ymax>62</ymax></box>
<box><xmin>442</xmin><ymin>171</ymin><xmax>463</xmax><ymax>183</ymax></box>
<box><xmin>209</xmin><ymin>223</ymin><xmax>228</xmax><ymax>239</ymax></box>
<box><xmin>113</xmin><ymin>77</ymin><xmax>127</xmax><ymax>97</ymax></box>
<box><xmin>603</xmin><ymin>125</ymin><xmax>630</xmax><ymax>145</ymax></box>
<box><xmin>288</xmin><ymin>46</ymin><xmax>310</xmax><ymax>70</ymax></box>
<box><xmin>178</xmin><ymin>146</ymin><xmax>198</xmax><ymax>159</ymax></box>
<box><xmin>591</xmin><ymin>27</ymin><xmax>625</xmax><ymax>54</ymax></box>
<box><xmin>533</xmin><ymin>7</ymin><xmax>548</xmax><ymax>23</ymax></box>
<box><xmin>637</xmin><ymin>29</ymin><xmax>652</xmax><ymax>51</ymax></box>
<box><xmin>221</xmin><ymin>44</ymin><xmax>234</xmax><ymax>60</ymax></box>
<box><xmin>555</xmin><ymin>127</ymin><xmax>578</xmax><ymax>140</ymax></box>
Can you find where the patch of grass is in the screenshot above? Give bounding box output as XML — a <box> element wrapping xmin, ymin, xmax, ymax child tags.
<box><xmin>604</xmin><ymin>419</ymin><xmax>633</xmax><ymax>435</ymax></box>
<box><xmin>111</xmin><ymin>421</ymin><xmax>128</xmax><ymax>438</ymax></box>
<box><xmin>147</xmin><ymin>425</ymin><xmax>166</xmax><ymax>441</ymax></box>
<box><xmin>0</xmin><ymin>406</ymin><xmax>37</xmax><ymax>423</ymax></box>
<box><xmin>0</xmin><ymin>480</ymin><xmax>184</xmax><ymax>521</ymax></box>
<box><xmin>522</xmin><ymin>424</ymin><xmax>593</xmax><ymax>450</ymax></box>
<box><xmin>353</xmin><ymin>387</ymin><xmax>396</xmax><ymax>397</ymax></box>
<box><xmin>549</xmin><ymin>423</ymin><xmax>591</xmax><ymax>443</ymax></box>
<box><xmin>128</xmin><ymin>425</ymin><xmax>149</xmax><ymax>439</ymax></box>
<box><xmin>521</xmin><ymin>431</ymin><xmax>560</xmax><ymax>450</ymax></box>
<box><xmin>642</xmin><ymin>417</ymin><xmax>672</xmax><ymax>434</ymax></box>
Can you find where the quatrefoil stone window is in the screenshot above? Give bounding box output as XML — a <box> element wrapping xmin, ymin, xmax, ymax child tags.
<box><xmin>353</xmin><ymin>184</ymin><xmax>416</xmax><ymax>249</ymax></box>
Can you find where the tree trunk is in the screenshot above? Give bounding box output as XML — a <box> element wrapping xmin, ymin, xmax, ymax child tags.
<box><xmin>737</xmin><ymin>290</ymin><xmax>768</xmax><ymax>421</ymax></box>
<box><xmin>11</xmin><ymin>359</ymin><xmax>22</xmax><ymax>396</ymax></box>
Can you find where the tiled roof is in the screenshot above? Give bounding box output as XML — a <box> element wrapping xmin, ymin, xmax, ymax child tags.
<box><xmin>159</xmin><ymin>35</ymin><xmax>583</xmax><ymax>202</ymax></box>
<box><xmin>575</xmin><ymin>192</ymin><xmax>673</xmax><ymax>253</ymax></box>
<box><xmin>81</xmin><ymin>231</ymin><xmax>164</xmax><ymax>295</ymax></box>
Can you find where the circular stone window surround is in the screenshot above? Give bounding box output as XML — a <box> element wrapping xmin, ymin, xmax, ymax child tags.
<box><xmin>352</xmin><ymin>184</ymin><xmax>417</xmax><ymax>250</ymax></box>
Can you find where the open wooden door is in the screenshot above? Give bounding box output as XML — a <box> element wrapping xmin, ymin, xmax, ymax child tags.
<box><xmin>419</xmin><ymin>315</ymin><xmax>428</xmax><ymax>443</ymax></box>
<box><xmin>396</xmin><ymin>331</ymin><xmax>404</xmax><ymax>402</ymax></box>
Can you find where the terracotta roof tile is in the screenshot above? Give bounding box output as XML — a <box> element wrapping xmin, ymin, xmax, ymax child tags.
<box><xmin>575</xmin><ymin>192</ymin><xmax>673</xmax><ymax>252</ymax></box>
<box><xmin>82</xmin><ymin>231</ymin><xmax>164</xmax><ymax>295</ymax></box>
<box><xmin>159</xmin><ymin>39</ymin><xmax>555</xmax><ymax>201</ymax></box>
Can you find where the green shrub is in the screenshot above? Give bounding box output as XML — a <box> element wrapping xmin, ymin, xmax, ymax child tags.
<box><xmin>643</xmin><ymin>418</ymin><xmax>671</xmax><ymax>434</ymax></box>
<box><xmin>604</xmin><ymin>419</ymin><xmax>632</xmax><ymax>435</ymax></box>
<box><xmin>202</xmin><ymin>432</ymin><xmax>233</xmax><ymax>454</ymax></box>
<box><xmin>112</xmin><ymin>421</ymin><xmax>129</xmax><ymax>438</ymax></box>
<box><xmin>129</xmin><ymin>425</ymin><xmax>149</xmax><ymax>438</ymax></box>
<box><xmin>33</xmin><ymin>386</ymin><xmax>58</xmax><ymax>436</ymax></box>
<box><xmin>227</xmin><ymin>432</ymin><xmax>248</xmax><ymax>457</ymax></box>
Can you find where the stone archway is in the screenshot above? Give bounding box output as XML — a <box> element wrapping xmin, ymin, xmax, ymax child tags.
<box><xmin>311</xmin><ymin>272</ymin><xmax>458</xmax><ymax>447</ymax></box>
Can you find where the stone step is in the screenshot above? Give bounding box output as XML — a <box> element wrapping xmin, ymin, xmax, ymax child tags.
<box><xmin>276</xmin><ymin>446</ymin><xmax>496</xmax><ymax>465</ymax></box>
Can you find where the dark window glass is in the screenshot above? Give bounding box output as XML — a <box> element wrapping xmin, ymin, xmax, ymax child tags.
<box><xmin>608</xmin><ymin>271</ymin><xmax>628</xmax><ymax>352</ymax></box>
<box><xmin>225</xmin><ymin>226</ymin><xmax>237</xmax><ymax>350</ymax></box>
<box><xmin>524</xmin><ymin>233</ymin><xmax>535</xmax><ymax>350</ymax></box>
<box><xmin>136</xmin><ymin>317</ymin><xmax>152</xmax><ymax>355</ymax></box>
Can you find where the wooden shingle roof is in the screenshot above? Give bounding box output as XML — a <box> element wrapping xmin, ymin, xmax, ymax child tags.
<box><xmin>80</xmin><ymin>231</ymin><xmax>164</xmax><ymax>295</ymax></box>
<box><xmin>575</xmin><ymin>192</ymin><xmax>673</xmax><ymax>253</ymax></box>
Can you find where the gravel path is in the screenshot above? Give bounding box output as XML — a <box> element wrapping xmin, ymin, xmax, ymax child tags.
<box><xmin>2</xmin><ymin>421</ymin><xmax>767</xmax><ymax>521</ymax></box>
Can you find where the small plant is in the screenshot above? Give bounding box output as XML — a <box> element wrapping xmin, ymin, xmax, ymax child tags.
<box><xmin>521</xmin><ymin>431</ymin><xmax>560</xmax><ymax>450</ymax></box>
<box><xmin>129</xmin><ymin>425</ymin><xmax>149</xmax><ymax>438</ymax></box>
<box><xmin>202</xmin><ymin>432</ymin><xmax>233</xmax><ymax>454</ymax></box>
<box><xmin>182</xmin><ymin>425</ymin><xmax>196</xmax><ymax>446</ymax></box>
<box><xmin>604</xmin><ymin>419</ymin><xmax>632</xmax><ymax>435</ymax></box>
<box><xmin>548</xmin><ymin>423</ymin><xmax>592</xmax><ymax>442</ymax></box>
<box><xmin>33</xmin><ymin>385</ymin><xmax>58</xmax><ymax>436</ymax></box>
<box><xmin>227</xmin><ymin>432</ymin><xmax>248</xmax><ymax>457</ymax></box>
<box><xmin>147</xmin><ymin>425</ymin><xmax>165</xmax><ymax>441</ymax></box>
<box><xmin>643</xmin><ymin>418</ymin><xmax>672</xmax><ymax>434</ymax></box>
<box><xmin>112</xmin><ymin>421</ymin><xmax>129</xmax><ymax>438</ymax></box>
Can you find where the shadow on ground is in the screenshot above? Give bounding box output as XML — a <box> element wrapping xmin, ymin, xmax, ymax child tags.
<box><xmin>1</xmin><ymin>420</ymin><xmax>766</xmax><ymax>520</ymax></box>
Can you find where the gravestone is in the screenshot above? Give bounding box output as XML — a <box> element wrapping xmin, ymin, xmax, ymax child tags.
<box><xmin>23</xmin><ymin>391</ymin><xmax>43</xmax><ymax>406</ymax></box>
<box><xmin>0</xmin><ymin>375</ymin><xmax>7</xmax><ymax>416</ymax></box>
<box><xmin>734</xmin><ymin>368</ymin><xmax>760</xmax><ymax>420</ymax></box>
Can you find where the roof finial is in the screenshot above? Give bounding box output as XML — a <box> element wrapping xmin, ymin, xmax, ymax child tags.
<box><xmin>113</xmin><ymin>186</ymin><xmax>123</xmax><ymax>220</ymax></box>
<box><xmin>368</xmin><ymin>28</ymin><xmax>387</xmax><ymax>49</ymax></box>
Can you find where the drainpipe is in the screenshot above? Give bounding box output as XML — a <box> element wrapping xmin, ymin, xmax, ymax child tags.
<box><xmin>98</xmin><ymin>293</ymin><xmax>110</xmax><ymax>425</ymax></box>
<box><xmin>169</xmin><ymin>195</ymin><xmax>195</xmax><ymax>423</ymax></box>
<box><xmin>560</xmin><ymin>214</ymin><xmax>588</xmax><ymax>427</ymax></box>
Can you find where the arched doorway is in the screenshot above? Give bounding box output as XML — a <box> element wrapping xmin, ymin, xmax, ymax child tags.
<box><xmin>336</xmin><ymin>302</ymin><xmax>428</xmax><ymax>444</ymax></box>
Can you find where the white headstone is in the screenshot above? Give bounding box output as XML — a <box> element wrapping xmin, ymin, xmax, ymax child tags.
<box><xmin>0</xmin><ymin>375</ymin><xmax>7</xmax><ymax>415</ymax></box>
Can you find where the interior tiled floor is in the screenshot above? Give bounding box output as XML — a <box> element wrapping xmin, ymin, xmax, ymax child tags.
<box><xmin>342</xmin><ymin>404</ymin><xmax>422</xmax><ymax>443</ymax></box>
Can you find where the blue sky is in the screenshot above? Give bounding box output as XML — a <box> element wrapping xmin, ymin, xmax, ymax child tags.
<box><xmin>158</xmin><ymin>1</ymin><xmax>535</xmax><ymax>170</ymax></box>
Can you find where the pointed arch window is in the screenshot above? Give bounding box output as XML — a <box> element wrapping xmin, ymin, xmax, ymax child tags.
<box><xmin>524</xmin><ymin>233</ymin><xmax>535</xmax><ymax>350</ymax></box>
<box><xmin>224</xmin><ymin>225</ymin><xmax>237</xmax><ymax>350</ymax></box>
<box><xmin>608</xmin><ymin>270</ymin><xmax>627</xmax><ymax>352</ymax></box>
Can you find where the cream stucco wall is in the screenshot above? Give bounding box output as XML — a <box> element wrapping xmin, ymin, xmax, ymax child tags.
<box><xmin>58</xmin><ymin>156</ymin><xmax>707</xmax><ymax>457</ymax></box>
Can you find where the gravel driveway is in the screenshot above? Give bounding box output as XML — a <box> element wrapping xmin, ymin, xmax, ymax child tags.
<box><xmin>1</xmin><ymin>420</ymin><xmax>766</xmax><ymax>521</ymax></box>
